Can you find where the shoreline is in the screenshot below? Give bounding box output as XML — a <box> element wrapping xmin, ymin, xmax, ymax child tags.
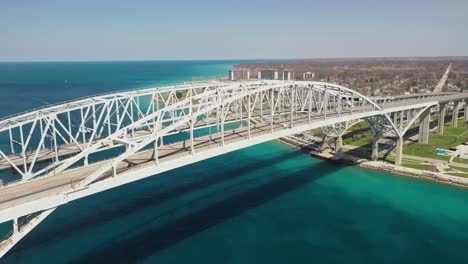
<box><xmin>277</xmin><ymin>136</ymin><xmax>468</xmax><ymax>189</ymax></box>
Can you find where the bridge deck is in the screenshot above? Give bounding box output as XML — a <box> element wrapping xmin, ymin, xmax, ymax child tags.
<box><xmin>0</xmin><ymin>130</ymin><xmax>151</xmax><ymax>171</ymax></box>
<box><xmin>0</xmin><ymin>116</ymin><xmax>298</xmax><ymax>211</ymax></box>
<box><xmin>0</xmin><ymin>117</ymin><xmax>239</xmax><ymax>172</ymax></box>
<box><xmin>0</xmin><ymin>95</ymin><xmax>463</xmax><ymax>218</ymax></box>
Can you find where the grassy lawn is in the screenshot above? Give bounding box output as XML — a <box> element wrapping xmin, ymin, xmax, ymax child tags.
<box><xmin>349</xmin><ymin>121</ymin><xmax>369</xmax><ymax>131</ymax></box>
<box><xmin>403</xmin><ymin>119</ymin><xmax>468</xmax><ymax>161</ymax></box>
<box><xmin>449</xmin><ymin>166</ymin><xmax>468</xmax><ymax>174</ymax></box>
<box><xmin>309</xmin><ymin>129</ymin><xmax>324</xmax><ymax>138</ymax></box>
<box><xmin>343</xmin><ymin>134</ymin><xmax>372</xmax><ymax>147</ymax></box>
<box><xmin>401</xmin><ymin>163</ymin><xmax>434</xmax><ymax>170</ymax></box>
<box><xmin>446</xmin><ymin>172</ymin><xmax>468</xmax><ymax>178</ymax></box>
<box><xmin>342</xmin><ymin>121</ymin><xmax>372</xmax><ymax>146</ymax></box>
<box><xmin>382</xmin><ymin>156</ymin><xmax>434</xmax><ymax>170</ymax></box>
<box><xmin>454</xmin><ymin>158</ymin><xmax>468</xmax><ymax>165</ymax></box>
<box><xmin>308</xmin><ymin>119</ymin><xmax>467</xmax><ymax>165</ymax></box>
<box><xmin>382</xmin><ymin>156</ymin><xmax>414</xmax><ymax>164</ymax></box>
<box><xmin>403</xmin><ymin>142</ymin><xmax>450</xmax><ymax>161</ymax></box>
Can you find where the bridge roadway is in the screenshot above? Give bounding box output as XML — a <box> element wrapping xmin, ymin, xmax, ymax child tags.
<box><xmin>0</xmin><ymin>116</ymin><xmax>230</xmax><ymax>172</ymax></box>
<box><xmin>0</xmin><ymin>113</ymin><xmax>309</xmax><ymax>211</ymax></box>
<box><xmin>0</xmin><ymin>94</ymin><xmax>463</xmax><ymax>218</ymax></box>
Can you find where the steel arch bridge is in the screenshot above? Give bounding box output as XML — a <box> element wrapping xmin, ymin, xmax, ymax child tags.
<box><xmin>0</xmin><ymin>80</ymin><xmax>466</xmax><ymax>257</ymax></box>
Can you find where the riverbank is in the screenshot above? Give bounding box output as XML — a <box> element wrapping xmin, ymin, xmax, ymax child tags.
<box><xmin>278</xmin><ymin>135</ymin><xmax>468</xmax><ymax>189</ymax></box>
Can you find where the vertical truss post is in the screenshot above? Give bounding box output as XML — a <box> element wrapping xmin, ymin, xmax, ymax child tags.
<box><xmin>239</xmin><ymin>97</ymin><xmax>243</xmax><ymax>128</ymax></box>
<box><xmin>52</xmin><ymin>118</ymin><xmax>59</xmax><ymax>164</ymax></box>
<box><xmin>270</xmin><ymin>88</ymin><xmax>274</xmax><ymax>133</ymax></box>
<box><xmin>106</xmin><ymin>102</ymin><xmax>112</xmax><ymax>136</ymax></box>
<box><xmin>260</xmin><ymin>92</ymin><xmax>263</xmax><ymax>122</ymax></box>
<box><xmin>8</xmin><ymin>127</ymin><xmax>15</xmax><ymax>155</ymax></box>
<box><xmin>80</xmin><ymin>108</ymin><xmax>86</xmax><ymax>146</ymax></box>
<box><xmin>189</xmin><ymin>88</ymin><xmax>195</xmax><ymax>154</ymax></box>
<box><xmin>116</xmin><ymin>100</ymin><xmax>121</xmax><ymax>130</ymax></box>
<box><xmin>67</xmin><ymin>111</ymin><xmax>73</xmax><ymax>143</ymax></box>
<box><xmin>308</xmin><ymin>88</ymin><xmax>313</xmax><ymax>124</ymax></box>
<box><xmin>19</xmin><ymin>125</ymin><xmax>26</xmax><ymax>174</ymax></box>
<box><xmin>217</xmin><ymin>90</ymin><xmax>225</xmax><ymax>146</ymax></box>
<box><xmin>247</xmin><ymin>93</ymin><xmax>251</xmax><ymax>139</ymax></box>
<box><xmin>221</xmin><ymin>103</ymin><xmax>225</xmax><ymax>146</ymax></box>
<box><xmin>337</xmin><ymin>88</ymin><xmax>342</xmax><ymax>117</ymax></box>
<box><xmin>130</xmin><ymin>98</ymin><xmax>135</xmax><ymax>135</ymax></box>
<box><xmin>153</xmin><ymin>137</ymin><xmax>159</xmax><ymax>164</ymax></box>
<box><xmin>38</xmin><ymin>119</ymin><xmax>45</xmax><ymax>150</ymax></box>
<box><xmin>323</xmin><ymin>90</ymin><xmax>328</xmax><ymax>119</ymax></box>
<box><xmin>92</xmin><ymin>103</ymin><xmax>97</xmax><ymax>137</ymax></box>
<box><xmin>290</xmin><ymin>87</ymin><xmax>294</xmax><ymax>128</ymax></box>
<box><xmin>113</xmin><ymin>163</ymin><xmax>117</xmax><ymax>177</ymax></box>
<box><xmin>13</xmin><ymin>218</ymin><xmax>19</xmax><ymax>237</ymax></box>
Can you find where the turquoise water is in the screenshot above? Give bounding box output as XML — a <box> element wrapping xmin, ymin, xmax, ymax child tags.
<box><xmin>1</xmin><ymin>61</ymin><xmax>468</xmax><ymax>263</ymax></box>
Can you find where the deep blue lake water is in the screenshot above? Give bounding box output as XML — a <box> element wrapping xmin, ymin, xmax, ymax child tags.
<box><xmin>1</xmin><ymin>61</ymin><xmax>468</xmax><ymax>264</ymax></box>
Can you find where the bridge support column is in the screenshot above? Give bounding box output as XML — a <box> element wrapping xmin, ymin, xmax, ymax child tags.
<box><xmin>438</xmin><ymin>103</ymin><xmax>446</xmax><ymax>135</ymax></box>
<box><xmin>371</xmin><ymin>136</ymin><xmax>380</xmax><ymax>161</ymax></box>
<box><xmin>395</xmin><ymin>136</ymin><xmax>403</xmax><ymax>166</ymax></box>
<box><xmin>464</xmin><ymin>102</ymin><xmax>468</xmax><ymax>121</ymax></box>
<box><xmin>321</xmin><ymin>134</ymin><xmax>328</xmax><ymax>153</ymax></box>
<box><xmin>452</xmin><ymin>101</ymin><xmax>460</xmax><ymax>128</ymax></box>
<box><xmin>335</xmin><ymin>136</ymin><xmax>343</xmax><ymax>156</ymax></box>
<box><xmin>418</xmin><ymin>109</ymin><xmax>430</xmax><ymax>144</ymax></box>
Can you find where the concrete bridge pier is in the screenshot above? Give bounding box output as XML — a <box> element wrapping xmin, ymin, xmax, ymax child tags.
<box><xmin>438</xmin><ymin>103</ymin><xmax>447</xmax><ymax>135</ymax></box>
<box><xmin>395</xmin><ymin>136</ymin><xmax>404</xmax><ymax>166</ymax></box>
<box><xmin>464</xmin><ymin>102</ymin><xmax>468</xmax><ymax>121</ymax></box>
<box><xmin>371</xmin><ymin>136</ymin><xmax>380</xmax><ymax>161</ymax></box>
<box><xmin>335</xmin><ymin>136</ymin><xmax>343</xmax><ymax>156</ymax></box>
<box><xmin>452</xmin><ymin>101</ymin><xmax>460</xmax><ymax>128</ymax></box>
<box><xmin>418</xmin><ymin>109</ymin><xmax>431</xmax><ymax>144</ymax></box>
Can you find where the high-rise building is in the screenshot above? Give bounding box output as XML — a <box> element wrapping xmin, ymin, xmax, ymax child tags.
<box><xmin>259</xmin><ymin>69</ymin><xmax>279</xmax><ymax>80</ymax></box>
<box><xmin>229</xmin><ymin>68</ymin><xmax>250</xmax><ymax>81</ymax></box>
<box><xmin>282</xmin><ymin>70</ymin><xmax>294</xmax><ymax>80</ymax></box>
<box><xmin>301</xmin><ymin>72</ymin><xmax>315</xmax><ymax>80</ymax></box>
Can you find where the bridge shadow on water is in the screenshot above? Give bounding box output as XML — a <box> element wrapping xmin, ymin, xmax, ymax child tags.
<box><xmin>72</xmin><ymin>162</ymin><xmax>343</xmax><ymax>263</ymax></box>
<box><xmin>14</xmin><ymin>150</ymin><xmax>305</xmax><ymax>245</ymax></box>
<box><xmin>7</xmin><ymin>147</ymin><xmax>348</xmax><ymax>262</ymax></box>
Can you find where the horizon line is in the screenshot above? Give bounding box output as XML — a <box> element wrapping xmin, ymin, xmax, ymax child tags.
<box><xmin>1</xmin><ymin>55</ymin><xmax>468</xmax><ymax>63</ymax></box>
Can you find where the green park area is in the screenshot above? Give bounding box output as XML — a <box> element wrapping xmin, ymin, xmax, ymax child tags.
<box><xmin>330</xmin><ymin>117</ymin><xmax>468</xmax><ymax>173</ymax></box>
<box><xmin>447</xmin><ymin>166</ymin><xmax>468</xmax><ymax>178</ymax></box>
<box><xmin>311</xmin><ymin>121</ymin><xmax>372</xmax><ymax>147</ymax></box>
<box><xmin>403</xmin><ymin>119</ymin><xmax>468</xmax><ymax>161</ymax></box>
<box><xmin>309</xmin><ymin>118</ymin><xmax>468</xmax><ymax>170</ymax></box>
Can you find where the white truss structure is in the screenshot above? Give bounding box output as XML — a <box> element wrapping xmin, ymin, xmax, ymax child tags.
<box><xmin>0</xmin><ymin>80</ymin><xmax>466</xmax><ymax>258</ymax></box>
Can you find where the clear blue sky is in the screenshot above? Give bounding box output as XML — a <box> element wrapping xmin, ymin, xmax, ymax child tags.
<box><xmin>1</xmin><ymin>0</ymin><xmax>467</xmax><ymax>61</ymax></box>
